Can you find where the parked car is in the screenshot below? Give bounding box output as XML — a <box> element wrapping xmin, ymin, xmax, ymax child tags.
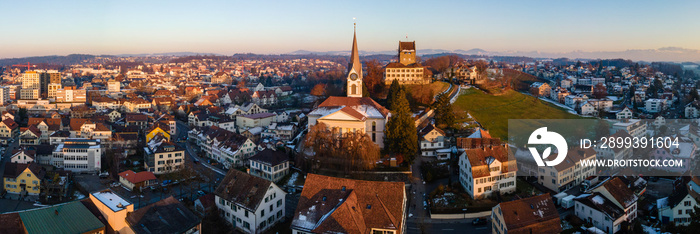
<box><xmin>99</xmin><ymin>171</ymin><xmax>109</xmax><ymax>178</ymax></box>
<box><xmin>472</xmin><ymin>217</ymin><xmax>488</xmax><ymax>226</ymax></box>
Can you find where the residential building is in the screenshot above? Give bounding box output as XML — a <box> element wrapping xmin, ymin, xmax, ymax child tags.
<box><xmin>645</xmin><ymin>98</ymin><xmax>667</xmax><ymax>113</ymax></box>
<box><xmin>118</xmin><ymin>170</ymin><xmax>157</xmax><ymax>191</ymax></box>
<box><xmin>491</xmin><ymin>194</ymin><xmax>562</xmax><ymax>234</ymax></box>
<box><xmin>0</xmin><ymin>86</ymin><xmax>10</xmax><ymax>104</ymax></box>
<box><xmin>537</xmin><ymin>147</ymin><xmax>596</xmax><ymax>192</ymax></box>
<box><xmin>657</xmin><ymin>183</ymin><xmax>699</xmax><ymax>225</ymax></box>
<box><xmin>248</xmin><ymin>149</ymin><xmax>290</xmax><ymax>183</ymax></box>
<box><xmin>291</xmin><ymin>173</ymin><xmax>406</xmax><ymax>234</ymax></box>
<box><xmin>616</xmin><ymin>107</ymin><xmax>634</xmax><ymax>119</ymax></box>
<box><xmin>126</xmin><ymin>196</ymin><xmax>202</xmax><ymax>234</ymax></box>
<box><xmin>419</xmin><ymin>124</ymin><xmax>450</xmax><ymax>159</ymax></box>
<box><xmin>189</xmin><ymin>126</ymin><xmax>257</xmax><ymax>168</ymax></box>
<box><xmin>144</xmin><ymin>137</ymin><xmax>186</xmax><ymax>174</ymax></box>
<box><xmin>574</xmin><ymin>192</ymin><xmax>627</xmax><ymax>234</ymax></box>
<box><xmin>611</xmin><ymin>119</ymin><xmax>647</xmax><ymax>138</ymax></box>
<box><xmin>0</xmin><ymin>119</ymin><xmax>19</xmax><ymax>145</ymax></box>
<box><xmin>3</xmin><ymin>162</ymin><xmax>44</xmax><ymax>195</ymax></box>
<box><xmin>55</xmin><ymin>87</ymin><xmax>87</xmax><ymax>103</ymax></box>
<box><xmin>10</xmin><ymin>148</ymin><xmax>35</xmax><ymax>164</ymax></box>
<box><xmin>237</xmin><ymin>112</ymin><xmax>277</xmax><ymax>130</ymax></box>
<box><xmin>215</xmin><ymin>169</ymin><xmax>285</xmax><ymax>234</ymax></box>
<box><xmin>530</xmin><ymin>82</ymin><xmax>551</xmax><ymax>97</ymax></box>
<box><xmin>590</xmin><ymin>177</ymin><xmax>639</xmax><ymax>223</ymax></box>
<box><xmin>459</xmin><ymin>145</ymin><xmax>517</xmax><ymax>199</ymax></box>
<box><xmin>107</xmin><ymin>79</ymin><xmax>121</xmax><ymax>93</ymax></box>
<box><xmin>52</xmin><ymin>138</ymin><xmax>102</xmax><ymax>173</ymax></box>
<box><xmin>595</xmin><ymin>131</ymin><xmax>633</xmax><ymax>161</ymax></box>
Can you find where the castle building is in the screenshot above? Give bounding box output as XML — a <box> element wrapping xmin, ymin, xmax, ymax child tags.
<box><xmin>384</xmin><ymin>41</ymin><xmax>429</xmax><ymax>85</ymax></box>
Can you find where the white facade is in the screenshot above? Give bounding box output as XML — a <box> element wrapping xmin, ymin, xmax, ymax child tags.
<box><xmin>645</xmin><ymin>98</ymin><xmax>667</xmax><ymax>113</ymax></box>
<box><xmin>458</xmin><ymin>148</ymin><xmax>517</xmax><ymax>199</ymax></box>
<box><xmin>216</xmin><ymin>184</ymin><xmax>285</xmax><ymax>234</ymax></box>
<box><xmin>574</xmin><ymin>197</ymin><xmax>626</xmax><ymax>234</ymax></box>
<box><xmin>51</xmin><ymin>139</ymin><xmax>102</xmax><ymax>173</ymax></box>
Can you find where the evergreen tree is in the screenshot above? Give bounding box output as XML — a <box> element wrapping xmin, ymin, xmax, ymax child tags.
<box><xmin>384</xmin><ymin>89</ymin><xmax>418</xmax><ymax>163</ymax></box>
<box><xmin>433</xmin><ymin>94</ymin><xmax>455</xmax><ymax>128</ymax></box>
<box><xmin>387</xmin><ymin>80</ymin><xmax>401</xmax><ymax>110</ymax></box>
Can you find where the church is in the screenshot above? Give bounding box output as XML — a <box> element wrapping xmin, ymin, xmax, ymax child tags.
<box><xmin>307</xmin><ymin>23</ymin><xmax>390</xmax><ymax>148</ymax></box>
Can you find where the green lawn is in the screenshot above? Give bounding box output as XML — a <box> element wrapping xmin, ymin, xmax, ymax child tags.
<box><xmin>453</xmin><ymin>88</ymin><xmax>585</xmax><ymax>139</ymax></box>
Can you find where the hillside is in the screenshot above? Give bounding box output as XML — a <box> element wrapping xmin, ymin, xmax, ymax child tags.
<box><xmin>453</xmin><ymin>88</ymin><xmax>584</xmax><ymax>139</ymax></box>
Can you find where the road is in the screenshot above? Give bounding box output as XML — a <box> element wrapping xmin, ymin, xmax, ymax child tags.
<box><xmin>175</xmin><ymin>121</ymin><xmax>226</xmax><ymax>176</ymax></box>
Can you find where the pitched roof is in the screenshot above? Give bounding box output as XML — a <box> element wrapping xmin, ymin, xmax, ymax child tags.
<box><xmin>600</xmin><ymin>177</ymin><xmax>638</xmax><ymax>208</ymax></box>
<box><xmin>468</xmin><ymin>127</ymin><xmax>492</xmax><ymax>139</ymax></box>
<box><xmin>125</xmin><ymin>196</ymin><xmax>200</xmax><ymax>234</ymax></box>
<box><xmin>1</xmin><ymin>119</ymin><xmax>18</xmax><ymax>129</ymax></box>
<box><xmin>399</xmin><ymin>41</ymin><xmax>416</xmax><ymax>51</ymax></box>
<box><xmin>0</xmin><ymin>213</ymin><xmax>23</xmax><ymax>234</ymax></box>
<box><xmin>575</xmin><ymin>192</ymin><xmax>626</xmax><ymax>220</ymax></box>
<box><xmin>496</xmin><ymin>194</ymin><xmax>562</xmax><ymax>234</ymax></box>
<box><xmin>419</xmin><ymin>124</ymin><xmax>444</xmax><ymax>138</ymax></box>
<box><xmin>463</xmin><ymin>145</ymin><xmax>516</xmax><ymax>178</ymax></box>
<box><xmin>291</xmin><ymin>174</ymin><xmax>405</xmax><ymax>234</ymax></box>
<box><xmin>214</xmin><ymin>169</ymin><xmax>273</xmax><ymax>211</ymax></box>
<box><xmin>19</xmin><ymin>201</ymin><xmax>105</xmax><ymax>234</ymax></box>
<box><xmin>552</xmin><ymin>147</ymin><xmax>596</xmax><ymax>171</ymax></box>
<box><xmin>118</xmin><ymin>170</ymin><xmax>157</xmax><ymax>184</ymax></box>
<box><xmin>248</xmin><ymin>149</ymin><xmax>289</xmax><ymax>166</ymax></box>
<box><xmin>315</xmin><ymin>96</ymin><xmax>390</xmax><ymax>118</ymax></box>
<box><xmin>3</xmin><ymin>162</ymin><xmax>44</xmax><ymax>179</ymax></box>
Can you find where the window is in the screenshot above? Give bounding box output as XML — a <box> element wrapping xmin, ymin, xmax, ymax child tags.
<box><xmin>245</xmin><ymin>210</ymin><xmax>249</xmax><ymax>217</ymax></box>
<box><xmin>261</xmin><ymin>210</ymin><xmax>265</xmax><ymax>217</ymax></box>
<box><xmin>685</xmin><ymin>201</ymin><xmax>691</xmax><ymax>206</ymax></box>
<box><xmin>679</xmin><ymin>210</ymin><xmax>683</xmax><ymax>215</ymax></box>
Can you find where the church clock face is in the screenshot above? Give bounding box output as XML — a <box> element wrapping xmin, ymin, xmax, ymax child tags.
<box><xmin>350</xmin><ymin>73</ymin><xmax>358</xmax><ymax>81</ymax></box>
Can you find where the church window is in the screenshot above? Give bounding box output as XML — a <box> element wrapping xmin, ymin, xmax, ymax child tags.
<box><xmin>351</xmin><ymin>84</ymin><xmax>357</xmax><ymax>95</ymax></box>
<box><xmin>372</xmin><ymin>121</ymin><xmax>376</xmax><ymax>131</ymax></box>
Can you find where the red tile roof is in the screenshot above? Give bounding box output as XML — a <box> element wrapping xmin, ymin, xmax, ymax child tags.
<box><xmin>496</xmin><ymin>194</ymin><xmax>562</xmax><ymax>234</ymax></box>
<box><xmin>291</xmin><ymin>174</ymin><xmax>405</xmax><ymax>234</ymax></box>
<box><xmin>118</xmin><ymin>170</ymin><xmax>156</xmax><ymax>184</ymax></box>
<box><xmin>318</xmin><ymin>96</ymin><xmax>390</xmax><ymax>118</ymax></box>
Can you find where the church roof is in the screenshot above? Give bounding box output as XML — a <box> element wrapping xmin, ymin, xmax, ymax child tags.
<box><xmin>311</xmin><ymin>96</ymin><xmax>390</xmax><ymax>119</ymax></box>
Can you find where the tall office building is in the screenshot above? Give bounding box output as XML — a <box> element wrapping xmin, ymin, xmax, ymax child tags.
<box><xmin>0</xmin><ymin>86</ymin><xmax>9</xmax><ymax>104</ymax></box>
<box><xmin>21</xmin><ymin>71</ymin><xmax>41</xmax><ymax>100</ymax></box>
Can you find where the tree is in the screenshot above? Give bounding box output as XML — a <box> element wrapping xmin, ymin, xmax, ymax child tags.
<box><xmin>304</xmin><ymin>123</ymin><xmax>380</xmax><ymax>173</ymax></box>
<box><xmin>17</xmin><ymin>107</ymin><xmax>28</xmax><ymax>127</ymax></box>
<box><xmin>384</xmin><ymin>89</ymin><xmax>418</xmax><ymax>163</ymax></box>
<box><xmin>363</xmin><ymin>60</ymin><xmax>385</xmax><ymax>98</ymax></box>
<box><xmin>387</xmin><ymin>80</ymin><xmax>402</xmax><ymax>111</ymax></box>
<box><xmin>310</xmin><ymin>83</ymin><xmax>327</xmax><ymax>97</ymax></box>
<box><xmin>592</xmin><ymin>83</ymin><xmax>607</xmax><ymax>99</ymax></box>
<box><xmin>433</xmin><ymin>94</ymin><xmax>455</xmax><ymax>129</ymax></box>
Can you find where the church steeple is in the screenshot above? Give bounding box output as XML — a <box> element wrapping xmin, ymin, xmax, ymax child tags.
<box><xmin>347</xmin><ymin>22</ymin><xmax>363</xmax><ymax>98</ymax></box>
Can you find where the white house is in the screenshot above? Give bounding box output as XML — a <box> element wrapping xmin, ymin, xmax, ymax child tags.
<box><xmin>459</xmin><ymin>145</ymin><xmax>517</xmax><ymax>199</ymax></box>
<box><xmin>51</xmin><ymin>138</ymin><xmax>102</xmax><ymax>173</ymax></box>
<box><xmin>645</xmin><ymin>98</ymin><xmax>667</xmax><ymax>113</ymax></box>
<box><xmin>248</xmin><ymin>149</ymin><xmax>290</xmax><ymax>183</ymax></box>
<box><xmin>214</xmin><ymin>169</ymin><xmax>285</xmax><ymax>234</ymax></box>
<box><xmin>657</xmin><ymin>183</ymin><xmax>699</xmax><ymax>226</ymax></box>
<box><xmin>616</xmin><ymin>107</ymin><xmax>633</xmax><ymax>119</ymax></box>
<box><xmin>419</xmin><ymin>124</ymin><xmax>449</xmax><ymax>159</ymax></box>
<box><xmin>575</xmin><ymin>193</ymin><xmax>627</xmax><ymax>234</ymax></box>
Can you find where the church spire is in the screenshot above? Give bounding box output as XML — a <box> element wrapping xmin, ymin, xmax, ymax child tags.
<box><xmin>346</xmin><ymin>21</ymin><xmax>363</xmax><ymax>98</ymax></box>
<box><xmin>349</xmin><ymin>22</ymin><xmax>361</xmax><ymax>76</ymax></box>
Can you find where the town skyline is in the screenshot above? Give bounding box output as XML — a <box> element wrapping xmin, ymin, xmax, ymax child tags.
<box><xmin>2</xmin><ymin>0</ymin><xmax>700</xmax><ymax>61</ymax></box>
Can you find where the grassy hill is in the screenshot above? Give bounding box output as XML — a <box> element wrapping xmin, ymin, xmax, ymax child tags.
<box><xmin>404</xmin><ymin>81</ymin><xmax>450</xmax><ymax>105</ymax></box>
<box><xmin>453</xmin><ymin>88</ymin><xmax>585</xmax><ymax>139</ymax></box>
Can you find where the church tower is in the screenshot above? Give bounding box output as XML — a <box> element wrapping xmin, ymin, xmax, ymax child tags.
<box><xmin>346</xmin><ymin>23</ymin><xmax>363</xmax><ymax>98</ymax></box>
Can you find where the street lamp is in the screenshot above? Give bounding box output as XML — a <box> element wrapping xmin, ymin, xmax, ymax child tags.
<box><xmin>463</xmin><ymin>208</ymin><xmax>467</xmax><ymax>219</ymax></box>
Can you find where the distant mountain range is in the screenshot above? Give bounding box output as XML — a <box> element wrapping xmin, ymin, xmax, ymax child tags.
<box><xmin>4</xmin><ymin>47</ymin><xmax>700</xmax><ymax>66</ymax></box>
<box><xmin>290</xmin><ymin>47</ymin><xmax>700</xmax><ymax>63</ymax></box>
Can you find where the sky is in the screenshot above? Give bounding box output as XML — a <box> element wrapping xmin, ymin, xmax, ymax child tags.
<box><xmin>1</xmin><ymin>0</ymin><xmax>700</xmax><ymax>58</ymax></box>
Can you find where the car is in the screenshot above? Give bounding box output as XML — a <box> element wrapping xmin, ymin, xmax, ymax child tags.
<box><xmin>472</xmin><ymin>217</ymin><xmax>488</xmax><ymax>226</ymax></box>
